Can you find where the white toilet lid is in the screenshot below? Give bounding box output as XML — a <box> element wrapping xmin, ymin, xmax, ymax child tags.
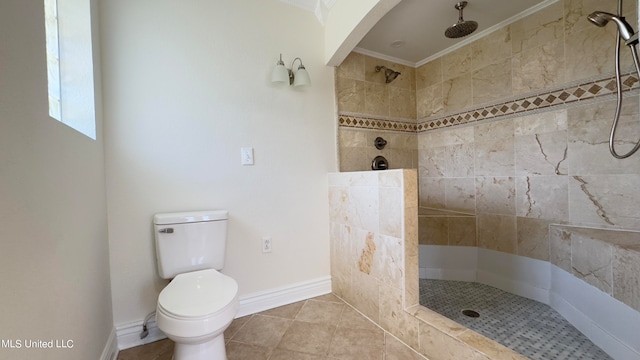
<box><xmin>158</xmin><ymin>269</ymin><xmax>238</xmax><ymax>319</ymax></box>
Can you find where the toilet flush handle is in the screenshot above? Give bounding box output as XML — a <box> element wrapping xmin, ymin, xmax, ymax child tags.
<box><xmin>158</xmin><ymin>228</ymin><xmax>174</xmax><ymax>234</ymax></box>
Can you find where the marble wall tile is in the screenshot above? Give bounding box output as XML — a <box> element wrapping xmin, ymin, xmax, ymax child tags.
<box><xmin>472</xmin><ymin>58</ymin><xmax>513</xmax><ymax>106</ymax></box>
<box><xmin>403</xmin><ymin>171</ymin><xmax>420</xmax><ymax>309</ymax></box>
<box><xmin>380</xmin><ymin>186</ymin><xmax>403</xmax><ymax>238</ymax></box>
<box><xmin>443</xmin><ymin>74</ymin><xmax>473</xmax><ymax>113</ymax></box>
<box><xmin>425</xmin><ymin>125</ymin><xmax>475</xmax><ymax>148</ymax></box>
<box><xmin>442</xmin><ymin>45</ymin><xmax>472</xmax><ymax>81</ymax></box>
<box><xmin>329</xmin><ymin>170</ymin><xmax>441</xmax><ymax>357</ymax></box>
<box><xmin>339</xmin><ymin>130</ymin><xmax>419</xmax><ymax>172</ymax></box>
<box><xmin>419</xmin><ymin>147</ymin><xmax>446</xmax><ymax>178</ymax></box>
<box><xmin>477</xmin><ymin>213</ymin><xmax>517</xmax><ymax>254</ymax></box>
<box><xmin>613</xmin><ymin>246</ymin><xmax>640</xmax><ymax>312</ymax></box>
<box><xmin>416</xmin><ymin>59</ymin><xmax>442</xmax><ymax>90</ymax></box>
<box><xmin>337</xmin><ymin>77</ymin><xmax>365</xmax><ymax>113</ymax></box>
<box><xmin>365</xmin><ymin>82</ymin><xmax>390</xmax><ymax>117</ymax></box>
<box><xmin>564</xmin><ymin>25</ymin><xmax>618</xmax><ymax>83</ymax></box>
<box><xmin>474</xmin><ymin>137</ymin><xmax>515</xmax><ymax>177</ymax></box>
<box><xmin>419</xmin><ymin>323</ymin><xmax>490</xmax><ymax>360</ymax></box>
<box><xmin>379</xmin><ymin>283</ymin><xmax>420</xmax><ymax>350</ymax></box>
<box><xmin>419</xmin><ymin>177</ymin><xmax>446</xmax><ymax>208</ymax></box>
<box><xmin>513</xmin><ymin>109</ymin><xmax>567</xmax><ymax>136</ymax></box>
<box><xmin>563</xmin><ymin>0</ymin><xmax>636</xmax><ymax>75</ymax></box>
<box><xmin>347</xmin><ymin>185</ymin><xmax>380</xmax><ymax>231</ymax></box>
<box><xmin>373</xmin><ymin>234</ymin><xmax>404</xmax><ymax>288</ymax></box>
<box><xmin>445</xmin><ymin>143</ymin><xmax>475</xmax><ymax>177</ymax></box>
<box><xmin>404</xmin><ymin>168</ymin><xmax>419</xmax><ymax>209</ymax></box>
<box><xmin>379</xmin><ymin>169</ymin><xmax>403</xmax><ymax>187</ymax></box>
<box><xmin>547</xmin><ymin>225</ymin><xmax>640</xmax><ymax>311</ymax></box>
<box><xmin>416</xmin><ymin>84</ymin><xmax>443</xmax><ymax>119</ymax></box>
<box><xmin>339</xmin><ymin>147</ymin><xmax>369</xmax><ymax>172</ymax></box>
<box><xmin>511</xmin><ymin>1</ymin><xmax>563</xmax><ymax>54</ymax></box>
<box><xmin>390</xmin><ymin>87</ymin><xmax>417</xmax><ymax>119</ymax></box>
<box><xmin>337</xmin><ymin>52</ymin><xmax>365</xmax><ymax>80</ymax></box>
<box><xmin>475</xmin><ymin>177</ymin><xmax>516</xmax><ymax>215</ymax></box>
<box><xmin>512</xmin><ymin>39</ymin><xmax>565</xmax><ymax>96</ymax></box>
<box><xmin>410</xmin><ymin>306</ymin><xmax>468</xmax><ymax>338</ymax></box>
<box><xmin>569</xmin><ymin>175</ymin><xmax>640</xmax><ymax>229</ymax></box>
<box><xmin>336</xmin><ymin>53</ymin><xmax>419</xmax><ymax>172</ymax></box>
<box><xmin>457</xmin><ymin>331</ymin><xmax>528</xmax><ymax>360</ymax></box>
<box><xmin>448</xmin><ymin>217</ymin><xmax>477</xmax><ymax>246</ymax></box>
<box><xmin>564</xmin><ymin>0</ymin><xmax>637</xmax><ymax>38</ymax></box>
<box><xmin>517</xmin><ymin>217</ymin><xmax>552</xmax><ymax>261</ymax></box>
<box><xmin>515</xmin><ymin>129</ymin><xmax>568</xmax><ymax>176</ymax></box>
<box><xmin>549</xmin><ymin>226</ymin><xmax>572</xmax><ymax>272</ymax></box>
<box><xmin>475</xmin><ymin>118</ymin><xmax>514</xmax><ymax>141</ymax></box>
<box><xmin>419</xmin><ymin>217</ymin><xmax>448</xmax><ymax>245</ymax></box>
<box><xmin>340</xmin><ymin>128</ymin><xmax>368</xmax><ymax>147</ymax></box>
<box><xmin>471</xmin><ymin>27</ymin><xmax>512</xmax><ymax>71</ymax></box>
<box><xmin>349</xmin><ymin>269</ymin><xmax>380</xmax><ymax>323</ymax></box>
<box><xmin>330</xmin><ymin>224</ymin><xmax>352</xmax><ymax>299</ymax></box>
<box><xmin>567</xmin><ymin>97</ymin><xmax>640</xmax><ymax>176</ymax></box>
<box><xmin>571</xmin><ymin>234</ymin><xmax>613</xmax><ymax>294</ymax></box>
<box><xmin>445</xmin><ymin>178</ymin><xmax>476</xmax><ymax>213</ymax></box>
<box><xmin>515</xmin><ymin>175</ymin><xmax>568</xmax><ymax>221</ymax></box>
<box><xmin>329</xmin><ymin>186</ymin><xmax>350</xmax><ymax>224</ymax></box>
<box><xmin>391</xmin><ymin>64</ymin><xmax>416</xmax><ymax>91</ymax></box>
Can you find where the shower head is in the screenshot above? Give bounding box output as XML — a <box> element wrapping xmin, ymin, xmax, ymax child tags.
<box><xmin>588</xmin><ymin>11</ymin><xmax>636</xmax><ymax>43</ymax></box>
<box><xmin>445</xmin><ymin>1</ymin><xmax>478</xmax><ymax>39</ymax></box>
<box><xmin>375</xmin><ymin>66</ymin><xmax>401</xmax><ymax>83</ymax></box>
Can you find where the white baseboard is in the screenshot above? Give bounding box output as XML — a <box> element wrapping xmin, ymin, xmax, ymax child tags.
<box><xmin>116</xmin><ymin>318</ymin><xmax>166</xmax><ymax>351</ymax></box>
<box><xmin>100</xmin><ymin>327</ymin><xmax>119</xmax><ymax>360</ymax></box>
<box><xmin>237</xmin><ymin>275</ymin><xmax>332</xmax><ymax>317</ymax></box>
<box><xmin>116</xmin><ymin>275</ymin><xmax>332</xmax><ymax>350</ymax></box>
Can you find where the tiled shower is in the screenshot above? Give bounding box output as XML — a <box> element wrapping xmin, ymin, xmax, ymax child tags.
<box><xmin>334</xmin><ymin>0</ymin><xmax>640</xmax><ymax>358</ymax></box>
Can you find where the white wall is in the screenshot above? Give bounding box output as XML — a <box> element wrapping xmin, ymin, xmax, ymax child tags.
<box><xmin>0</xmin><ymin>1</ymin><xmax>114</xmax><ymax>359</ymax></box>
<box><xmin>100</xmin><ymin>0</ymin><xmax>337</xmax><ymax>328</ymax></box>
<box><xmin>324</xmin><ymin>0</ymin><xmax>400</xmax><ymax>65</ymax></box>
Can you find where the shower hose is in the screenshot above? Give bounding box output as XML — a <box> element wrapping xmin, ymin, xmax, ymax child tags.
<box><xmin>610</xmin><ymin>1</ymin><xmax>640</xmax><ymax>158</ymax></box>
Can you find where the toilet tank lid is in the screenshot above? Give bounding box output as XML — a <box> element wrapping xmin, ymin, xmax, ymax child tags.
<box><xmin>154</xmin><ymin>210</ymin><xmax>228</xmax><ymax>225</ymax></box>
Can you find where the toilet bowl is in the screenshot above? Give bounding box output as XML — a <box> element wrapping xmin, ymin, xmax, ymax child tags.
<box><xmin>153</xmin><ymin>210</ymin><xmax>238</xmax><ymax>360</ymax></box>
<box><xmin>156</xmin><ymin>269</ymin><xmax>239</xmax><ymax>360</ymax></box>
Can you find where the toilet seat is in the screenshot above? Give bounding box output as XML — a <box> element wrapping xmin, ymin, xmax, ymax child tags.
<box><xmin>158</xmin><ymin>269</ymin><xmax>238</xmax><ymax>320</ymax></box>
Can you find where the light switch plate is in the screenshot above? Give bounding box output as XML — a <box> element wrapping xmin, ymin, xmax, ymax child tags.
<box><xmin>241</xmin><ymin>147</ymin><xmax>254</xmax><ymax>165</ymax></box>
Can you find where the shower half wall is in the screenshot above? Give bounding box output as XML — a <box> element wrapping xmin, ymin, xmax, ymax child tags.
<box><xmin>329</xmin><ymin>170</ymin><xmax>640</xmax><ymax>359</ymax></box>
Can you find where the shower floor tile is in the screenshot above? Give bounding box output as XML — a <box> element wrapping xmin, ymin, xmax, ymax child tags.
<box><xmin>419</xmin><ymin>279</ymin><xmax>612</xmax><ymax>360</ymax></box>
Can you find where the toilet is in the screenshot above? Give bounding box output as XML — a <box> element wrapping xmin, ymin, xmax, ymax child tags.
<box><xmin>154</xmin><ymin>210</ymin><xmax>239</xmax><ymax>360</ymax></box>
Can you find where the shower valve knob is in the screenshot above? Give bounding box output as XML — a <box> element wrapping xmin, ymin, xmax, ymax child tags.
<box><xmin>374</xmin><ymin>137</ymin><xmax>387</xmax><ymax>150</ymax></box>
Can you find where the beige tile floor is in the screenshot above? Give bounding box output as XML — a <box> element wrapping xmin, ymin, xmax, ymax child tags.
<box><xmin>117</xmin><ymin>293</ymin><xmax>427</xmax><ymax>360</ymax></box>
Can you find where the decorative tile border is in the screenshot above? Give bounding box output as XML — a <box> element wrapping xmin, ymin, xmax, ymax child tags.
<box><xmin>338</xmin><ymin>72</ymin><xmax>639</xmax><ymax>134</ymax></box>
<box><xmin>338</xmin><ymin>115</ymin><xmax>418</xmax><ymax>133</ymax></box>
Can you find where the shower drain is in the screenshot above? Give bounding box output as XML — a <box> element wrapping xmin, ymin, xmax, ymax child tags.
<box><xmin>462</xmin><ymin>309</ymin><xmax>480</xmax><ymax>318</ymax></box>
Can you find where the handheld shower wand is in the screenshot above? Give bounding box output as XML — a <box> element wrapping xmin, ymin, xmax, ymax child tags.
<box><xmin>588</xmin><ymin>11</ymin><xmax>638</xmax><ymax>45</ymax></box>
<box><xmin>587</xmin><ymin>3</ymin><xmax>640</xmax><ymax>158</ymax></box>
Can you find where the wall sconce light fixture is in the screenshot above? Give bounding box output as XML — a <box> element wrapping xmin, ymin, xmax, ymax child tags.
<box><xmin>271</xmin><ymin>54</ymin><xmax>311</xmax><ymax>87</ymax></box>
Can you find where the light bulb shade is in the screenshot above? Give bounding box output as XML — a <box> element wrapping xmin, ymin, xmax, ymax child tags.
<box><xmin>293</xmin><ymin>66</ymin><xmax>311</xmax><ymax>87</ymax></box>
<box><xmin>271</xmin><ymin>62</ymin><xmax>290</xmax><ymax>84</ymax></box>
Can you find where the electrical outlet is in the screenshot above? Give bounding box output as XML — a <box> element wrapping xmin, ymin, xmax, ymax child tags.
<box><xmin>262</xmin><ymin>237</ymin><xmax>272</xmax><ymax>253</ymax></box>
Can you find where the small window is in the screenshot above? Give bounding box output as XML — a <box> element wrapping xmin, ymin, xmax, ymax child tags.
<box><xmin>44</xmin><ymin>0</ymin><xmax>97</xmax><ymax>140</ymax></box>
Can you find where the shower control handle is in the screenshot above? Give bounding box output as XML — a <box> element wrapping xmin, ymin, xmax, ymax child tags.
<box><xmin>374</xmin><ymin>137</ymin><xmax>387</xmax><ymax>150</ymax></box>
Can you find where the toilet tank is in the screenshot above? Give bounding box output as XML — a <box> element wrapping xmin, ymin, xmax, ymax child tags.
<box><xmin>154</xmin><ymin>210</ymin><xmax>228</xmax><ymax>279</ymax></box>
